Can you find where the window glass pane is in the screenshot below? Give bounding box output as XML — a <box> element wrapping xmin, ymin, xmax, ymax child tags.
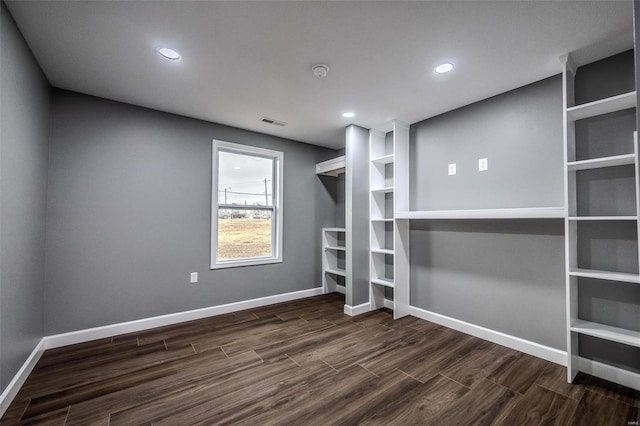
<box><xmin>217</xmin><ymin>150</ymin><xmax>275</xmax><ymax>262</ymax></box>
<box><xmin>218</xmin><ymin>209</ymin><xmax>272</xmax><ymax>261</ymax></box>
<box><xmin>218</xmin><ymin>151</ymin><xmax>274</xmax><ymax>207</ymax></box>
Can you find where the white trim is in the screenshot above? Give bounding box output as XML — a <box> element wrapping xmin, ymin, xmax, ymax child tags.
<box><xmin>409</xmin><ymin>306</ymin><xmax>567</xmax><ymax>366</ymax></box>
<box><xmin>578</xmin><ymin>357</ymin><xmax>640</xmax><ymax>391</ymax></box>
<box><xmin>396</xmin><ymin>206</ymin><xmax>565</xmax><ymax>220</ymax></box>
<box><xmin>0</xmin><ymin>286</ymin><xmax>323</xmax><ymax>418</ymax></box>
<box><xmin>335</xmin><ymin>284</ymin><xmax>346</xmax><ymax>295</ymax></box>
<box><xmin>0</xmin><ymin>339</ymin><xmax>46</xmax><ymax>417</ymax></box>
<box><xmin>383</xmin><ymin>298</ymin><xmax>394</xmax><ymax>310</ymax></box>
<box><xmin>343</xmin><ymin>302</ymin><xmax>371</xmax><ymax>317</ymax></box>
<box><xmin>210</xmin><ymin>139</ymin><xmax>284</xmax><ymax>269</ymax></box>
<box><xmin>43</xmin><ymin>287</ymin><xmax>323</xmax><ymax>350</ymax></box>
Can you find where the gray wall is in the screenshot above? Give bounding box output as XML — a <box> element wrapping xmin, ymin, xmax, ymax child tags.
<box><xmin>45</xmin><ymin>90</ymin><xmax>337</xmax><ymax>334</ymax></box>
<box><xmin>411</xmin><ymin>76</ymin><xmax>564</xmax><ymax>211</ymax></box>
<box><xmin>0</xmin><ymin>2</ymin><xmax>50</xmax><ymax>389</ymax></box>
<box><xmin>411</xmin><ymin>221</ymin><xmax>566</xmax><ymax>349</ymax></box>
<box><xmin>345</xmin><ymin>125</ymin><xmax>369</xmax><ymax>306</ymax></box>
<box><xmin>409</xmin><ymin>76</ymin><xmax>566</xmax><ymax>350</ymax></box>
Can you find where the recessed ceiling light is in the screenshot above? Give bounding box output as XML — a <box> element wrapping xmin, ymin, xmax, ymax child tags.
<box><xmin>234</xmin><ymin>166</ymin><xmax>241</xmax><ymax>170</ymax></box>
<box><xmin>342</xmin><ymin>112</ymin><xmax>355</xmax><ymax>118</ymax></box>
<box><xmin>434</xmin><ymin>63</ymin><xmax>454</xmax><ymax>74</ymax></box>
<box><xmin>158</xmin><ymin>47</ymin><xmax>181</xmax><ymax>61</ymax></box>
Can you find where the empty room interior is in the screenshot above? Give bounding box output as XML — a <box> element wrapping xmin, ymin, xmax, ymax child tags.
<box><xmin>1</xmin><ymin>0</ymin><xmax>640</xmax><ymax>424</ymax></box>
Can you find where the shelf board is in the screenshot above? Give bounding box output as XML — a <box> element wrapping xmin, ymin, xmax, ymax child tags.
<box><xmin>567</xmin><ymin>91</ymin><xmax>636</xmax><ymax>122</ymax></box>
<box><xmin>568</xmin><ymin>216</ymin><xmax>638</xmax><ymax>221</ymax></box>
<box><xmin>571</xmin><ymin>320</ymin><xmax>640</xmax><ymax>348</ymax></box>
<box><xmin>323</xmin><ymin>228</ymin><xmax>346</xmax><ymax>233</ymax></box>
<box><xmin>569</xmin><ymin>268</ymin><xmax>640</xmax><ymax>284</ymax></box>
<box><xmin>371</xmin><ymin>186</ymin><xmax>394</xmax><ymax>194</ymax></box>
<box><xmin>325</xmin><ymin>245</ymin><xmax>346</xmax><ymax>251</ymax></box>
<box><xmin>567</xmin><ymin>153</ymin><xmax>635</xmax><ymax>171</ymax></box>
<box><xmin>371</xmin><ymin>154</ymin><xmax>394</xmax><ymax>165</ymax></box>
<box><xmin>316</xmin><ymin>156</ymin><xmax>346</xmax><ymax>176</ymax></box>
<box><xmin>371</xmin><ymin>248</ymin><xmax>394</xmax><ymax>255</ymax></box>
<box><xmin>395</xmin><ymin>206</ymin><xmax>565</xmax><ymax>220</ymax></box>
<box><xmin>371</xmin><ymin>218</ymin><xmax>394</xmax><ymax>223</ymax></box>
<box><xmin>371</xmin><ymin>278</ymin><xmax>395</xmax><ymax>288</ymax></box>
<box><xmin>325</xmin><ymin>268</ymin><xmax>346</xmax><ymax>277</ymax></box>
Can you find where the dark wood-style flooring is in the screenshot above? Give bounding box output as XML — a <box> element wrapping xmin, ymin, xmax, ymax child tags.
<box><xmin>2</xmin><ymin>293</ymin><xmax>639</xmax><ymax>425</ymax></box>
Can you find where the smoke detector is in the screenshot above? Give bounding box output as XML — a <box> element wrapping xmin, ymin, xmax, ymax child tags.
<box><xmin>312</xmin><ymin>64</ymin><xmax>329</xmax><ymax>78</ymax></box>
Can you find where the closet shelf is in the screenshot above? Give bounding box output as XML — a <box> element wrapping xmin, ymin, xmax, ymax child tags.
<box><xmin>316</xmin><ymin>156</ymin><xmax>346</xmax><ymax>176</ymax></box>
<box><xmin>571</xmin><ymin>320</ymin><xmax>640</xmax><ymax>348</ymax></box>
<box><xmin>325</xmin><ymin>245</ymin><xmax>346</xmax><ymax>251</ymax></box>
<box><xmin>371</xmin><ymin>278</ymin><xmax>395</xmax><ymax>288</ymax></box>
<box><xmin>325</xmin><ymin>268</ymin><xmax>346</xmax><ymax>277</ymax></box>
<box><xmin>567</xmin><ymin>91</ymin><xmax>636</xmax><ymax>122</ymax></box>
<box><xmin>371</xmin><ymin>154</ymin><xmax>395</xmax><ymax>165</ymax></box>
<box><xmin>371</xmin><ymin>218</ymin><xmax>394</xmax><ymax>223</ymax></box>
<box><xmin>371</xmin><ymin>186</ymin><xmax>394</xmax><ymax>194</ymax></box>
<box><xmin>569</xmin><ymin>268</ymin><xmax>640</xmax><ymax>284</ymax></box>
<box><xmin>371</xmin><ymin>248</ymin><xmax>394</xmax><ymax>255</ymax></box>
<box><xmin>323</xmin><ymin>227</ymin><xmax>346</xmax><ymax>232</ymax></box>
<box><xmin>567</xmin><ymin>153</ymin><xmax>635</xmax><ymax>171</ymax></box>
<box><xmin>395</xmin><ymin>206</ymin><xmax>565</xmax><ymax>220</ymax></box>
<box><xmin>568</xmin><ymin>216</ymin><xmax>638</xmax><ymax>221</ymax></box>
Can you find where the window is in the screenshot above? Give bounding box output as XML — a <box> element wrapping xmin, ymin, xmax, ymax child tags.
<box><xmin>211</xmin><ymin>140</ymin><xmax>283</xmax><ymax>268</ymax></box>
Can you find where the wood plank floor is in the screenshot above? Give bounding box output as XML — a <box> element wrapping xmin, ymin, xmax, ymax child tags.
<box><xmin>2</xmin><ymin>293</ymin><xmax>639</xmax><ymax>425</ymax></box>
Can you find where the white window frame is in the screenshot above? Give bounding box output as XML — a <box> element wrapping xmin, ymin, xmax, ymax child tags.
<box><xmin>210</xmin><ymin>139</ymin><xmax>283</xmax><ymax>269</ymax></box>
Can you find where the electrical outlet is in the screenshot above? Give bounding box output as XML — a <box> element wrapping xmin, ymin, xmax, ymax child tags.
<box><xmin>478</xmin><ymin>158</ymin><xmax>488</xmax><ymax>172</ymax></box>
<box><xmin>190</xmin><ymin>272</ymin><xmax>198</xmax><ymax>283</ymax></box>
<box><xmin>448</xmin><ymin>163</ymin><xmax>456</xmax><ymax>176</ymax></box>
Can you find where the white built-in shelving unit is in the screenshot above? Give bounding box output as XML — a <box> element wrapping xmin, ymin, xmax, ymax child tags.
<box><xmin>369</xmin><ymin>130</ymin><xmax>395</xmax><ymax>310</ymax></box>
<box><xmin>316</xmin><ymin>155</ymin><xmax>348</xmax><ymax>295</ymax></box>
<box><xmin>369</xmin><ymin>121</ymin><xmax>410</xmax><ymax>319</ymax></box>
<box><xmin>316</xmin><ymin>155</ymin><xmax>346</xmax><ymax>177</ymax></box>
<box><xmin>322</xmin><ymin>227</ymin><xmax>346</xmax><ymax>294</ymax></box>
<box><xmin>561</xmin><ymin>49</ymin><xmax>640</xmax><ymax>390</ymax></box>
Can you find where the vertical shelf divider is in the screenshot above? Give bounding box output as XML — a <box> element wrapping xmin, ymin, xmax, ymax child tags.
<box><xmin>393</xmin><ymin>120</ymin><xmax>410</xmax><ymax>319</ymax></box>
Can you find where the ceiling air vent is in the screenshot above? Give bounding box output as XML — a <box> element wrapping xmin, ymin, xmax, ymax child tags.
<box><xmin>261</xmin><ymin>117</ymin><xmax>287</xmax><ymax>127</ymax></box>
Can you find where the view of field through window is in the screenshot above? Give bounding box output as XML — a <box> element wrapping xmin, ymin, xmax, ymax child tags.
<box><xmin>217</xmin><ymin>151</ymin><xmax>274</xmax><ymax>261</ymax></box>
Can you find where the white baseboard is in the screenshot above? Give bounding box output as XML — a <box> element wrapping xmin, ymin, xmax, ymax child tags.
<box><xmin>579</xmin><ymin>357</ymin><xmax>640</xmax><ymax>391</ymax></box>
<box><xmin>335</xmin><ymin>285</ymin><xmax>346</xmax><ymax>295</ymax></box>
<box><xmin>43</xmin><ymin>287</ymin><xmax>323</xmax><ymax>350</ymax></box>
<box><xmin>344</xmin><ymin>302</ymin><xmax>371</xmax><ymax>316</ymax></box>
<box><xmin>0</xmin><ymin>339</ymin><xmax>46</xmax><ymax>417</ymax></box>
<box><xmin>409</xmin><ymin>306</ymin><xmax>567</xmax><ymax>366</ymax></box>
<box><xmin>383</xmin><ymin>298</ymin><xmax>394</xmax><ymax>310</ymax></box>
<box><xmin>0</xmin><ymin>286</ymin><xmax>323</xmax><ymax>418</ymax></box>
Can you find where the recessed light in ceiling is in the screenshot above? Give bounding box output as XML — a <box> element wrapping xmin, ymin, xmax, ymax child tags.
<box><xmin>158</xmin><ymin>47</ymin><xmax>181</xmax><ymax>61</ymax></box>
<box><xmin>342</xmin><ymin>112</ymin><xmax>355</xmax><ymax>118</ymax></box>
<box><xmin>434</xmin><ymin>63</ymin><xmax>454</xmax><ymax>74</ymax></box>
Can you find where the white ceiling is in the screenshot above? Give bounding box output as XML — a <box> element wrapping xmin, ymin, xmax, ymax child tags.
<box><xmin>5</xmin><ymin>0</ymin><xmax>634</xmax><ymax>149</ymax></box>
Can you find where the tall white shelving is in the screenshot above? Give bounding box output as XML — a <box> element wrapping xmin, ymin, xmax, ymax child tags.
<box><xmin>322</xmin><ymin>228</ymin><xmax>346</xmax><ymax>294</ymax></box>
<box><xmin>316</xmin><ymin>155</ymin><xmax>348</xmax><ymax>296</ymax></box>
<box><xmin>369</xmin><ymin>130</ymin><xmax>395</xmax><ymax>310</ymax></box>
<box><xmin>369</xmin><ymin>121</ymin><xmax>410</xmax><ymax>319</ymax></box>
<box><xmin>561</xmin><ymin>51</ymin><xmax>640</xmax><ymax>390</ymax></box>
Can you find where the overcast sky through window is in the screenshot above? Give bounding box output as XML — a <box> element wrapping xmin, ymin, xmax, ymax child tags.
<box><xmin>218</xmin><ymin>151</ymin><xmax>273</xmax><ymax>206</ymax></box>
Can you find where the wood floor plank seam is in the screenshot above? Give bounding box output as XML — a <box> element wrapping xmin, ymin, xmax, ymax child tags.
<box><xmin>1</xmin><ymin>293</ymin><xmax>638</xmax><ymax>425</ymax></box>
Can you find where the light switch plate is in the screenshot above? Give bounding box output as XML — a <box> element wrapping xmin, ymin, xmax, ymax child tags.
<box><xmin>190</xmin><ymin>272</ymin><xmax>198</xmax><ymax>283</ymax></box>
<box><xmin>448</xmin><ymin>163</ymin><xmax>456</xmax><ymax>176</ymax></box>
<box><xmin>479</xmin><ymin>158</ymin><xmax>488</xmax><ymax>172</ymax></box>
